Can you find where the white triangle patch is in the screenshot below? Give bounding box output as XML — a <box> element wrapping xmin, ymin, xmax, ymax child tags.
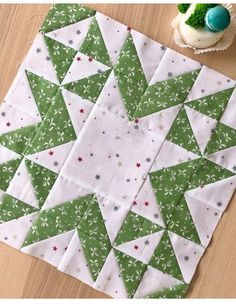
<box><xmin>62</xmin><ymin>51</ymin><xmax>110</xmax><ymax>85</ymax></box>
<box><xmin>185</xmin><ymin>193</ymin><xmax>222</xmax><ymax>247</ymax></box>
<box><xmin>96</xmin><ymin>70</ymin><xmax>127</xmax><ymax>118</ymax></box>
<box><xmin>61</xmin><ymin>88</ymin><xmax>94</xmax><ymax>136</ymax></box>
<box><xmin>168</xmin><ymin>231</ymin><xmax>205</xmax><ymax>284</ymax></box>
<box><xmin>26</xmin><ymin>140</ymin><xmax>75</xmax><ymax>174</ymax></box>
<box><xmin>134</xmin><ymin>266</ymin><xmax>183</xmax><ymax>298</ymax></box>
<box><xmin>4</xmin><ymin>70</ymin><xmax>42</xmax><ymax>120</ymax></box>
<box><xmin>138</xmin><ymin>104</ymin><xmax>182</xmax><ymax>139</ymax></box>
<box><xmin>22</xmin><ymin>33</ymin><xmax>59</xmax><ymax>85</ymax></box>
<box><xmin>152</xmin><ymin>139</ymin><xmax>200</xmax><ymax>171</ymax></box>
<box><xmin>185</xmin><ymin>175</ymin><xmax>236</xmax><ymax>212</ymax></box>
<box><xmin>131</xmin><ymin>30</ymin><xmax>165</xmax><ymax>83</ymax></box>
<box><xmin>114</xmin><ymin>230</ymin><xmax>164</xmax><ymax>264</ymax></box>
<box><xmin>207</xmin><ymin>146</ymin><xmax>236</xmax><ymax>173</ymax></box>
<box><xmin>97</xmin><ymin>195</ymin><xmax>130</xmax><ymax>244</ymax></box>
<box><xmin>45</xmin><ymin>17</ymin><xmax>93</xmax><ymax>50</ymax></box>
<box><xmin>43</xmin><ymin>174</ymin><xmax>92</xmax><ymax>210</ymax></box>
<box><xmin>150</xmin><ymin>48</ymin><xmax>201</xmax><ymax>84</ymax></box>
<box><xmin>186</xmin><ymin>65</ymin><xmax>235</xmax><ymax>102</ymax></box>
<box><xmin>185</xmin><ymin>105</ymin><xmax>217</xmax><ymax>154</ymax></box>
<box><xmin>58</xmin><ymin>230</ymin><xmax>94</xmax><ymax>287</ymax></box>
<box><xmin>0</xmin><ymin>103</ymin><xmax>40</xmax><ymax>135</ymax></box>
<box><xmin>21</xmin><ymin>229</ymin><xmax>75</xmax><ymax>267</ymax></box>
<box><xmin>0</xmin><ymin>145</ymin><xmax>21</xmax><ymax>164</ymax></box>
<box><xmin>220</xmin><ymin>87</ymin><xmax>236</xmax><ymax>129</ymax></box>
<box><xmin>131</xmin><ymin>177</ymin><xmax>165</xmax><ymax>227</ymax></box>
<box><xmin>96</xmin><ymin>12</ymin><xmax>128</xmax><ymax>65</ymax></box>
<box><xmin>7</xmin><ymin>159</ymin><xmax>39</xmax><ymax>209</ymax></box>
<box><xmin>0</xmin><ymin>212</ymin><xmax>39</xmax><ymax>249</ymax></box>
<box><xmin>93</xmin><ymin>248</ymin><xmax>128</xmax><ymax>298</ymax></box>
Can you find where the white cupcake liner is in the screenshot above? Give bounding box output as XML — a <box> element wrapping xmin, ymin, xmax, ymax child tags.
<box><xmin>171</xmin><ymin>3</ymin><xmax>236</xmax><ymax>54</ymax></box>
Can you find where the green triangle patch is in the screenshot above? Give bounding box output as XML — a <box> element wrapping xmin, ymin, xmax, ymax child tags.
<box><xmin>44</xmin><ymin>35</ymin><xmax>77</xmax><ymax>83</ymax></box>
<box><xmin>114</xmin><ymin>32</ymin><xmax>146</xmax><ymax>80</ymax></box>
<box><xmin>146</xmin><ymin>283</ymin><xmax>188</xmax><ymax>298</ymax></box>
<box><xmin>40</xmin><ymin>4</ymin><xmax>96</xmax><ymax>34</ymax></box>
<box><xmin>134</xmin><ymin>69</ymin><xmax>200</xmax><ymax>119</ymax></box>
<box><xmin>186</xmin><ymin>87</ymin><xmax>234</xmax><ymax>121</ymax></box>
<box><xmin>77</xmin><ymin>194</ymin><xmax>109</xmax><ymax>241</ymax></box>
<box><xmin>114</xmin><ymin>248</ymin><xmax>147</xmax><ymax>298</ymax></box>
<box><xmin>26</xmin><ymin>71</ymin><xmax>59</xmax><ymax>119</ymax></box>
<box><xmin>149</xmin><ymin>158</ymin><xmax>200</xmax><ymax>225</ymax></box>
<box><xmin>114</xmin><ymin>211</ymin><xmax>163</xmax><ymax>246</ymax></box>
<box><xmin>79</xmin><ymin>16</ymin><xmax>111</xmax><ymax>66</ymax></box>
<box><xmin>149</xmin><ymin>231</ymin><xmax>183</xmax><ymax>281</ymax></box>
<box><xmin>168</xmin><ymin>197</ymin><xmax>201</xmax><ymax>245</ymax></box>
<box><xmin>26</xmin><ymin>90</ymin><xmax>76</xmax><ymax>154</ymax></box>
<box><xmin>22</xmin><ymin>194</ymin><xmax>93</xmax><ymax>247</ymax></box>
<box><xmin>187</xmin><ymin>158</ymin><xmax>235</xmax><ymax>190</ymax></box>
<box><xmin>79</xmin><ymin>230</ymin><xmax>111</xmax><ymax>281</ymax></box>
<box><xmin>114</xmin><ymin>33</ymin><xmax>148</xmax><ymax>119</ymax></box>
<box><xmin>63</xmin><ymin>69</ymin><xmax>111</xmax><ymax>103</ymax></box>
<box><xmin>167</xmin><ymin>108</ymin><xmax>201</xmax><ymax>154</ymax></box>
<box><xmin>0</xmin><ymin>158</ymin><xmax>22</xmax><ymax>191</ymax></box>
<box><xmin>0</xmin><ymin>124</ymin><xmax>39</xmax><ymax>155</ymax></box>
<box><xmin>25</xmin><ymin>159</ymin><xmax>58</xmax><ymax>209</ymax></box>
<box><xmin>0</xmin><ymin>193</ymin><xmax>38</xmax><ymax>224</ymax></box>
<box><xmin>205</xmin><ymin>122</ymin><xmax>236</xmax><ymax>155</ymax></box>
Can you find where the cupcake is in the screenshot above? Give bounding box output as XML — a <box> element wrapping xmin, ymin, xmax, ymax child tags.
<box><xmin>178</xmin><ymin>4</ymin><xmax>231</xmax><ymax>48</ymax></box>
<box><xmin>171</xmin><ymin>3</ymin><xmax>236</xmax><ymax>53</ymax></box>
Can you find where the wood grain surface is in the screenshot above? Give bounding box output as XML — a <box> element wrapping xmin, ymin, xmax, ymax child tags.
<box><xmin>0</xmin><ymin>4</ymin><xmax>236</xmax><ymax>298</ymax></box>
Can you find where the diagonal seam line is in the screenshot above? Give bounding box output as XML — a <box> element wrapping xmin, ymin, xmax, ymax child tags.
<box><xmin>167</xmin><ymin>84</ymin><xmax>236</xmax><ymax>226</ymax></box>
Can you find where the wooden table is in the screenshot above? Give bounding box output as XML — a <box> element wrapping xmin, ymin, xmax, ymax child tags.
<box><xmin>0</xmin><ymin>4</ymin><xmax>236</xmax><ymax>298</ymax></box>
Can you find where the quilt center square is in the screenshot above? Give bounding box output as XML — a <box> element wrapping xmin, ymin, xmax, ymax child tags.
<box><xmin>61</xmin><ymin>105</ymin><xmax>165</xmax><ymax>207</ymax></box>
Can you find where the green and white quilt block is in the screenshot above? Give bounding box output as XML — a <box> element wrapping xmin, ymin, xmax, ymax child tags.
<box><xmin>1</xmin><ymin>3</ymin><xmax>236</xmax><ymax>299</ymax></box>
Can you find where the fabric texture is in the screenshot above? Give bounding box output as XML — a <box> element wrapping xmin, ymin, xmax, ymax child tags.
<box><xmin>0</xmin><ymin>3</ymin><xmax>236</xmax><ymax>299</ymax></box>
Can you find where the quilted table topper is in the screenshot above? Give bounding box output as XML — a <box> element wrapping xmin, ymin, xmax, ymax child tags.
<box><xmin>1</xmin><ymin>4</ymin><xmax>236</xmax><ymax>299</ymax></box>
